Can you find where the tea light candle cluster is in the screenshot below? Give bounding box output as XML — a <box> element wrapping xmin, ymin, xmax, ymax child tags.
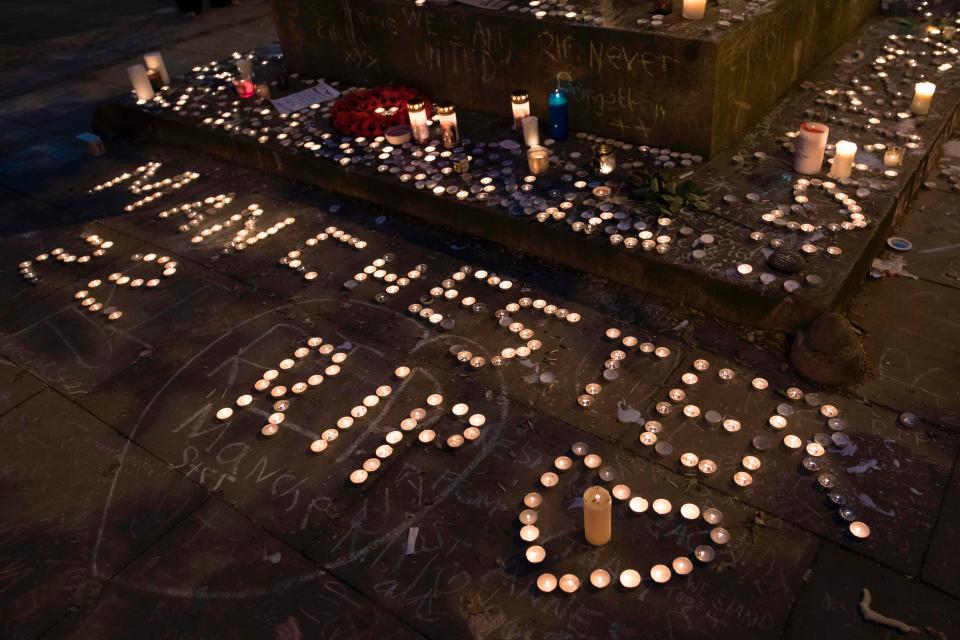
<box><xmin>158</xmin><ymin>193</ymin><xmax>235</xmax><ymax>228</ymax></box>
<box><xmin>123</xmin><ymin>171</ymin><xmax>201</xmax><ymax>212</ymax></box>
<box><xmin>73</xmin><ymin>252</ymin><xmax>178</xmax><ymax>322</ymax></box>
<box><xmin>348</xmin><ymin>393</ymin><xmax>489</xmax><ymax>485</ymax></box>
<box><xmin>130</xmin><ymin>56</ymin><xmax>728</xmax><ymax>275</ymax></box>
<box><xmin>17</xmin><ymin>233</ymin><xmax>114</xmax><ymax>286</ymax></box>
<box><xmin>405</xmin><ymin>264</ymin><xmax>492</xmax><ymax>334</ymax></box>
<box><xmin>281</xmin><ymin>225</ymin><xmax>372</xmax><ymax>282</ymax></box>
<box><xmin>89</xmin><ymin>161</ymin><xmax>160</xmax><ymax>193</ymax></box>
<box><xmin>345</xmin><ymin>254</ymin><xmax>407</xmax><ymax>290</ymax></box>
<box><xmin>127</xmin><ymin>14</ymin><xmax>960</xmax><ymax>297</ymax></box>
<box><xmin>214</xmin><ymin>336</ymin><xmax>350</xmax><ymax>438</ymax></box>
<box><xmin>525</xmin><ymin>442</ymin><xmax>730</xmax><ymax>594</ymax></box>
<box><xmin>637</xmin><ymin>357</ymin><xmax>870</xmax><ymax>538</ymax></box>
<box><xmin>186</xmin><ymin>202</ymin><xmax>296</xmax><ymax>253</ymax></box>
<box><xmin>578</xmin><ymin>328</ymin><xmax>672</xmax><ymax>407</ymax></box>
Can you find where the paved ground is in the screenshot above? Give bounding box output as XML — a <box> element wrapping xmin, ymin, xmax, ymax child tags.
<box><xmin>0</xmin><ymin>2</ymin><xmax>958</xmax><ymax>639</ymax></box>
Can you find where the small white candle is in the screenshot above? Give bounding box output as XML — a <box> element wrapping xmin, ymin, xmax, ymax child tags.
<box><xmin>793</xmin><ymin>122</ymin><xmax>829</xmax><ymax>175</ymax></box>
<box><xmin>522</xmin><ymin>116</ymin><xmax>540</xmax><ymax>147</ymax></box>
<box><xmin>143</xmin><ymin>52</ymin><xmax>170</xmax><ymax>85</ymax></box>
<box><xmin>682</xmin><ymin>0</ymin><xmax>706</xmax><ymax>19</ymax></box>
<box><xmin>126</xmin><ymin>64</ymin><xmax>155</xmax><ymax>102</ymax></box>
<box><xmin>911</xmin><ymin>81</ymin><xmax>936</xmax><ymax>115</ymax></box>
<box><xmin>829</xmin><ymin>140</ymin><xmax>857</xmax><ymax>179</ymax></box>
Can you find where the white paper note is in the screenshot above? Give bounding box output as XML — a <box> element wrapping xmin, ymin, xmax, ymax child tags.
<box><xmin>270</xmin><ymin>81</ymin><xmax>340</xmax><ymax>115</ymax></box>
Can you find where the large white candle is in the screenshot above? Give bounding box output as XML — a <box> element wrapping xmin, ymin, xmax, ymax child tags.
<box><xmin>511</xmin><ymin>90</ymin><xmax>530</xmax><ymax>132</ymax></box>
<box><xmin>793</xmin><ymin>122</ymin><xmax>829</xmax><ymax>175</ymax></box>
<box><xmin>143</xmin><ymin>52</ymin><xmax>169</xmax><ymax>86</ymax></box>
<box><xmin>682</xmin><ymin>0</ymin><xmax>706</xmax><ymax>19</ymax></box>
<box><xmin>126</xmin><ymin>64</ymin><xmax>155</xmax><ymax>102</ymax></box>
<box><xmin>830</xmin><ymin>140</ymin><xmax>858</xmax><ymax>179</ymax></box>
<box><xmin>407</xmin><ymin>100</ymin><xmax>430</xmax><ymax>144</ymax></box>
<box><xmin>583</xmin><ymin>486</ymin><xmax>611</xmax><ymax>546</ymax></box>
<box><xmin>522</xmin><ymin>116</ymin><xmax>540</xmax><ymax>147</ymax></box>
<box><xmin>911</xmin><ymin>81</ymin><xmax>936</xmax><ymax>115</ymax></box>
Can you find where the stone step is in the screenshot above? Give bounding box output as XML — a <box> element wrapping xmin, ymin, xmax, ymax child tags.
<box><xmin>93</xmin><ymin>13</ymin><xmax>960</xmax><ymax>332</ymax></box>
<box><xmin>268</xmin><ymin>0</ymin><xmax>878</xmax><ymax>157</ymax></box>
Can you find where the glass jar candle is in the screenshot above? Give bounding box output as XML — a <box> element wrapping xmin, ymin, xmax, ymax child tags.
<box><xmin>407</xmin><ymin>99</ymin><xmax>431</xmax><ymax>145</ymax></box>
<box><xmin>436</xmin><ymin>101</ymin><xmax>460</xmax><ymax>149</ymax></box>
<box><xmin>548</xmin><ymin>87</ymin><xmax>568</xmax><ymax>141</ymax></box>
<box><xmin>884</xmin><ymin>145</ymin><xmax>903</xmax><ymax>167</ymax></box>
<box><xmin>594</xmin><ymin>143</ymin><xmax>616</xmax><ymax>175</ymax></box>
<box><xmin>511</xmin><ymin>90</ymin><xmax>530</xmax><ymax>133</ymax></box>
<box><xmin>527</xmin><ymin>145</ymin><xmax>549</xmax><ymax>175</ymax></box>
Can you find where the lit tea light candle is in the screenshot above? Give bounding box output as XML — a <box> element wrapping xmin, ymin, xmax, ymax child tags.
<box><xmin>629</xmin><ymin>496</ymin><xmax>649</xmax><ymax>513</ymax></box>
<box><xmin>652</xmin><ymin>498</ymin><xmax>672</xmax><ymax>515</ymax></box>
<box><xmin>583</xmin><ymin>486</ymin><xmax>612</xmax><ymax>546</ymax></box>
<box><xmin>693</xmin><ymin>545</ymin><xmax>716</xmax><ymax>563</ymax></box>
<box><xmin>742</xmin><ymin>455</ymin><xmax>762</xmax><ymax>471</ymax></box>
<box><xmin>710</xmin><ymin>527</ymin><xmax>730</xmax><ymax>544</ymax></box>
<box><xmin>216</xmin><ymin>407</ymin><xmax>233</xmax><ymax>420</ymax></box>
<box><xmin>541</xmin><ymin>472</ymin><xmax>559</xmax><ymax>488</ymax></box>
<box><xmin>589</xmin><ymin>569</ymin><xmax>611</xmax><ymax>589</ymax></box>
<box><xmin>849</xmin><ymin>521</ymin><xmax>871</xmax><ymax>539</ymax></box>
<box><xmin>650</xmin><ymin>564</ymin><xmax>671</xmax><ymax>584</ymax></box>
<box><xmin>559</xmin><ymin>574</ymin><xmax>580</xmax><ymax>593</ymax></box>
<box><xmin>537</xmin><ymin>573</ymin><xmax>558</xmax><ymax>592</ymax></box>
<box><xmin>619</xmin><ymin>569</ymin><xmax>641</xmax><ymax>589</ymax></box>
<box><xmin>584</xmin><ymin>454</ymin><xmax>602</xmax><ymax>469</ymax></box>
<box><xmin>783</xmin><ymin>434</ymin><xmax>803</xmax><ymax>449</ymax></box>
<box><xmin>554</xmin><ymin>455</ymin><xmax>573</xmax><ymax>471</ymax></box>
<box><xmin>261</xmin><ymin>424</ymin><xmax>279</xmax><ymax>438</ymax></box>
<box><xmin>733</xmin><ymin>471</ymin><xmax>753</xmax><ymax>487</ymax></box>
<box><xmin>672</xmin><ymin>557</ymin><xmax>693</xmax><ymax>575</ymax></box>
<box><xmin>680</xmin><ymin>503</ymin><xmax>700</xmax><ymax>520</ymax></box>
<box><xmin>520</xmin><ymin>524</ymin><xmax>540</xmax><ymax>542</ymax></box>
<box><xmin>911</xmin><ymin>81</ymin><xmax>936</xmax><ymax>115</ymax></box>
<box><xmin>698</xmin><ymin>459</ymin><xmax>717</xmax><ymax>475</ymax></box>
<box><xmin>680</xmin><ymin>452</ymin><xmax>699</xmax><ymax>470</ymax></box>
<box><xmin>682</xmin><ymin>0</ymin><xmax>706</xmax><ymax>19</ymax></box>
<box><xmin>830</xmin><ymin>140</ymin><xmax>858</xmax><ymax>179</ymax></box>
<box><xmin>519</xmin><ymin>509</ymin><xmax>538</xmax><ymax>525</ymax></box>
<box><xmin>611</xmin><ymin>484</ymin><xmax>631</xmax><ymax>500</ymax></box>
<box><xmin>524</xmin><ymin>492</ymin><xmax>543</xmax><ymax>508</ymax></box>
<box><xmin>526</xmin><ymin>545</ymin><xmax>546</xmax><ymax>563</ymax></box>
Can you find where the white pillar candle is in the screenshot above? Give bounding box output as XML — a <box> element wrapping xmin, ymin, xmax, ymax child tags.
<box><xmin>911</xmin><ymin>81</ymin><xmax>936</xmax><ymax>115</ymax></box>
<box><xmin>829</xmin><ymin>140</ymin><xmax>858</xmax><ymax>179</ymax></box>
<box><xmin>793</xmin><ymin>122</ymin><xmax>829</xmax><ymax>175</ymax></box>
<box><xmin>682</xmin><ymin>0</ymin><xmax>706</xmax><ymax>19</ymax></box>
<box><xmin>126</xmin><ymin>64</ymin><xmax>155</xmax><ymax>102</ymax></box>
<box><xmin>583</xmin><ymin>486</ymin><xmax>611</xmax><ymax>546</ymax></box>
<box><xmin>143</xmin><ymin>52</ymin><xmax>169</xmax><ymax>85</ymax></box>
<box><xmin>522</xmin><ymin>116</ymin><xmax>540</xmax><ymax>146</ymax></box>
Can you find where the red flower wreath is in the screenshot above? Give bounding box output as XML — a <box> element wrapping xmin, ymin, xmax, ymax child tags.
<box><xmin>329</xmin><ymin>86</ymin><xmax>431</xmax><ymax>138</ymax></box>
